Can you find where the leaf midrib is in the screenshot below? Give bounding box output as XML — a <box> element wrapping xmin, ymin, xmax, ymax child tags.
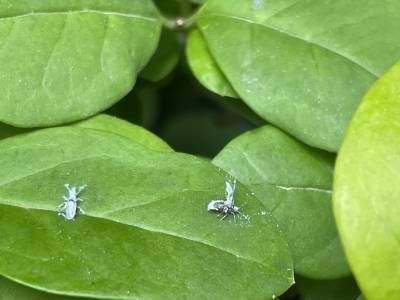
<box><xmin>0</xmin><ymin>9</ymin><xmax>157</xmax><ymax>22</ymax></box>
<box><xmin>239</xmin><ymin>151</ymin><xmax>332</xmax><ymax>193</ymax></box>
<box><xmin>0</xmin><ymin>201</ymin><xmax>271</xmax><ymax>271</ymax></box>
<box><xmin>199</xmin><ymin>13</ymin><xmax>378</xmax><ymax>77</ymax></box>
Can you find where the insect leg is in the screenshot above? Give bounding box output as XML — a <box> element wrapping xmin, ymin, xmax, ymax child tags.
<box><xmin>64</xmin><ymin>183</ymin><xmax>72</xmax><ymax>193</ymax></box>
<box><xmin>77</xmin><ymin>184</ymin><xmax>87</xmax><ymax>194</ymax></box>
<box><xmin>238</xmin><ymin>212</ymin><xmax>250</xmax><ymax>223</ymax></box>
<box><xmin>58</xmin><ymin>202</ymin><xmax>67</xmax><ymax>210</ymax></box>
<box><xmin>218</xmin><ymin>214</ymin><xmax>228</xmax><ymax>222</ymax></box>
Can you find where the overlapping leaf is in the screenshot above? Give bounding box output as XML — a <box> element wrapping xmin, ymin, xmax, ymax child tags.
<box><xmin>213</xmin><ymin>125</ymin><xmax>349</xmax><ymax>278</ymax></box>
<box><xmin>186</xmin><ymin>29</ymin><xmax>237</xmax><ymax>98</ymax></box>
<box><xmin>195</xmin><ymin>0</ymin><xmax>400</xmax><ymax>151</ymax></box>
<box><xmin>0</xmin><ymin>126</ymin><xmax>293</xmax><ymax>299</ymax></box>
<box><xmin>0</xmin><ymin>113</ymin><xmax>173</xmax><ymax>153</ymax></box>
<box><xmin>0</xmin><ymin>0</ymin><xmax>161</xmax><ymax>127</ymax></box>
<box><xmin>186</xmin><ymin>29</ymin><xmax>265</xmax><ymax>125</ymax></box>
<box><xmin>334</xmin><ymin>61</ymin><xmax>400</xmax><ymax>300</ymax></box>
<box><xmin>75</xmin><ymin>114</ymin><xmax>173</xmax><ymax>152</ymax></box>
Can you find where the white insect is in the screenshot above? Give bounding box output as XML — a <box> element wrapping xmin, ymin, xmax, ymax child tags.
<box><xmin>207</xmin><ymin>178</ymin><xmax>241</xmax><ymax>221</ymax></box>
<box><xmin>58</xmin><ymin>183</ymin><xmax>87</xmax><ymax>220</ymax></box>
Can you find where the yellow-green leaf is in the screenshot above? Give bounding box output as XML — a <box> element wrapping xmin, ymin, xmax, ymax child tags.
<box><xmin>334</xmin><ymin>61</ymin><xmax>400</xmax><ymax>300</ymax></box>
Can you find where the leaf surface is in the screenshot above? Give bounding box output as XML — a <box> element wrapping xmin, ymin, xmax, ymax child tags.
<box><xmin>197</xmin><ymin>0</ymin><xmax>400</xmax><ymax>151</ymax></box>
<box><xmin>75</xmin><ymin>114</ymin><xmax>172</xmax><ymax>152</ymax></box>
<box><xmin>213</xmin><ymin>125</ymin><xmax>349</xmax><ymax>278</ymax></box>
<box><xmin>0</xmin><ymin>127</ymin><xmax>293</xmax><ymax>299</ymax></box>
<box><xmin>334</xmin><ymin>61</ymin><xmax>400</xmax><ymax>300</ymax></box>
<box><xmin>186</xmin><ymin>29</ymin><xmax>237</xmax><ymax>98</ymax></box>
<box><xmin>0</xmin><ymin>0</ymin><xmax>161</xmax><ymax>127</ymax></box>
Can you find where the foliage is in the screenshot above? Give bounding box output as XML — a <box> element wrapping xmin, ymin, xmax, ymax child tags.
<box><xmin>334</xmin><ymin>61</ymin><xmax>400</xmax><ymax>300</ymax></box>
<box><xmin>213</xmin><ymin>126</ymin><xmax>349</xmax><ymax>279</ymax></box>
<box><xmin>0</xmin><ymin>0</ymin><xmax>399</xmax><ymax>299</ymax></box>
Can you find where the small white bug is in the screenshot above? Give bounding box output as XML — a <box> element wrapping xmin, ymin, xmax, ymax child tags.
<box><xmin>57</xmin><ymin>183</ymin><xmax>87</xmax><ymax>220</ymax></box>
<box><xmin>207</xmin><ymin>178</ymin><xmax>241</xmax><ymax>221</ymax></box>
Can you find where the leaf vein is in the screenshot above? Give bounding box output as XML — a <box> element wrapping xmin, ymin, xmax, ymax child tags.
<box><xmin>0</xmin><ymin>202</ymin><xmax>274</xmax><ymax>272</ymax></box>
<box><xmin>200</xmin><ymin>13</ymin><xmax>378</xmax><ymax>77</ymax></box>
<box><xmin>0</xmin><ymin>10</ymin><xmax>157</xmax><ymax>22</ymax></box>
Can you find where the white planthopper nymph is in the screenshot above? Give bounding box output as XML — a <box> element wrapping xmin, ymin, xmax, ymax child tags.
<box><xmin>207</xmin><ymin>178</ymin><xmax>241</xmax><ymax>221</ymax></box>
<box><xmin>58</xmin><ymin>183</ymin><xmax>87</xmax><ymax>220</ymax></box>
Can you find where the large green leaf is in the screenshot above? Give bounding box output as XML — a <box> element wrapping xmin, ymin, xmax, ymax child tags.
<box><xmin>213</xmin><ymin>125</ymin><xmax>349</xmax><ymax>279</ymax></box>
<box><xmin>0</xmin><ymin>114</ymin><xmax>173</xmax><ymax>152</ymax></box>
<box><xmin>75</xmin><ymin>114</ymin><xmax>173</xmax><ymax>152</ymax></box>
<box><xmin>334</xmin><ymin>62</ymin><xmax>400</xmax><ymax>299</ymax></box>
<box><xmin>196</xmin><ymin>0</ymin><xmax>400</xmax><ymax>151</ymax></box>
<box><xmin>0</xmin><ymin>127</ymin><xmax>293</xmax><ymax>299</ymax></box>
<box><xmin>0</xmin><ymin>0</ymin><xmax>161</xmax><ymax>127</ymax></box>
<box><xmin>296</xmin><ymin>276</ymin><xmax>360</xmax><ymax>300</ymax></box>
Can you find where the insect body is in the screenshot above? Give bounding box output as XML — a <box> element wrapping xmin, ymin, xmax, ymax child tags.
<box><xmin>58</xmin><ymin>183</ymin><xmax>87</xmax><ymax>220</ymax></box>
<box><xmin>207</xmin><ymin>178</ymin><xmax>240</xmax><ymax>220</ymax></box>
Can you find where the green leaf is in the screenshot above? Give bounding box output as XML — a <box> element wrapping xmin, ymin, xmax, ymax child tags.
<box><xmin>197</xmin><ymin>0</ymin><xmax>400</xmax><ymax>151</ymax></box>
<box><xmin>213</xmin><ymin>125</ymin><xmax>349</xmax><ymax>279</ymax></box>
<box><xmin>140</xmin><ymin>29</ymin><xmax>181</xmax><ymax>82</ymax></box>
<box><xmin>0</xmin><ymin>113</ymin><xmax>172</xmax><ymax>151</ymax></box>
<box><xmin>334</xmin><ymin>61</ymin><xmax>400</xmax><ymax>300</ymax></box>
<box><xmin>186</xmin><ymin>29</ymin><xmax>238</xmax><ymax>98</ymax></box>
<box><xmin>0</xmin><ymin>127</ymin><xmax>293</xmax><ymax>299</ymax></box>
<box><xmin>296</xmin><ymin>276</ymin><xmax>360</xmax><ymax>300</ymax></box>
<box><xmin>0</xmin><ymin>1</ymin><xmax>161</xmax><ymax>127</ymax></box>
<box><xmin>0</xmin><ymin>276</ymin><xmax>85</xmax><ymax>300</ymax></box>
<box><xmin>74</xmin><ymin>114</ymin><xmax>173</xmax><ymax>152</ymax></box>
<box><xmin>185</xmin><ymin>30</ymin><xmax>265</xmax><ymax>125</ymax></box>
